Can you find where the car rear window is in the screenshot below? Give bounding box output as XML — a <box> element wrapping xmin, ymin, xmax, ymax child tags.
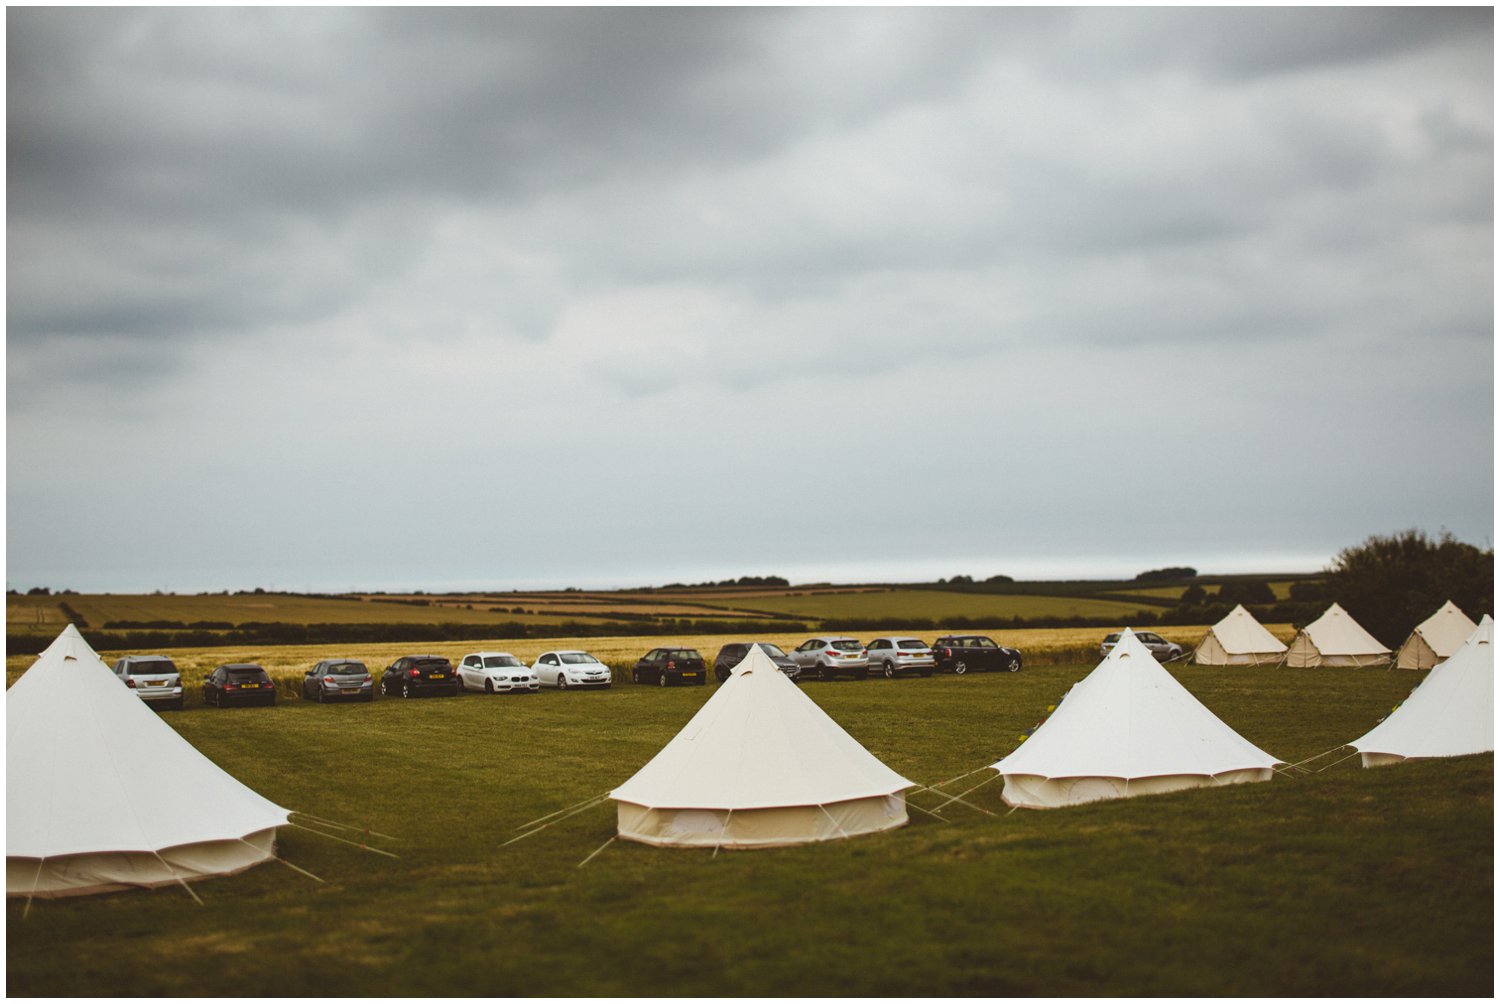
<box><xmin>829</xmin><ymin>640</ymin><xmax>862</xmax><ymax>651</ymax></box>
<box><xmin>228</xmin><ymin>668</ymin><xmax>268</xmax><ymax>681</ymax></box>
<box><xmin>483</xmin><ymin>656</ymin><xmax>522</xmax><ymax>668</ymax></box>
<box><xmin>126</xmin><ymin>660</ymin><xmax>176</xmax><ymax>676</ymax></box>
<box><xmin>669</xmin><ymin>650</ymin><xmax>701</xmax><ymax>660</ymax></box>
<box><xmin>898</xmin><ymin>640</ymin><xmax>927</xmax><ymax>650</ymax></box>
<box><xmin>327</xmin><ymin>662</ymin><xmax>366</xmax><ymax>674</ymax></box>
<box><xmin>560</xmin><ymin>653</ymin><xmax>598</xmax><ymax>665</ymax></box>
<box><xmin>413</xmin><ymin>659</ymin><xmax>451</xmax><ymax>671</ymax></box>
<box><xmin>1104</xmin><ymin>633</ymin><xmax>1120</xmax><ymax>644</ymax></box>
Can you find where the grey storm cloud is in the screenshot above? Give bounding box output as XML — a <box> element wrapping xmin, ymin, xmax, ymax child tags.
<box><xmin>6</xmin><ymin>7</ymin><xmax>1493</xmax><ymax>592</ymax></box>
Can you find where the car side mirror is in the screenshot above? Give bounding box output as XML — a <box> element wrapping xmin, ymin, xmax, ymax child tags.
<box><xmin>202</xmin><ymin>674</ymin><xmax>212</xmax><ymax>681</ymax></box>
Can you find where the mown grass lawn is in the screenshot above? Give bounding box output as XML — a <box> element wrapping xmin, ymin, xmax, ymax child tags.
<box><xmin>5</xmin><ymin>662</ymin><xmax>1491</xmax><ymax>996</ymax></box>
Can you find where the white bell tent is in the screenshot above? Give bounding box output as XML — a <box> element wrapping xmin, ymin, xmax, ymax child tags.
<box><xmin>992</xmin><ymin>629</ymin><xmax>1282</xmax><ymax>809</ymax></box>
<box><xmin>610</xmin><ymin>644</ymin><xmax>914</xmax><ymax>848</ymax></box>
<box><xmin>1283</xmin><ymin>603</ymin><xmax>1391</xmax><ymax>668</ymax></box>
<box><xmin>1350</xmin><ymin>616</ymin><xmax>1493</xmax><ymax>767</ymax></box>
<box><xmin>7</xmin><ymin>625</ymin><xmax>291</xmax><ymax>899</ymax></box>
<box><xmin>1393</xmin><ymin>600</ymin><xmax>1477</xmax><ymax>671</ymax></box>
<box><xmin>1192</xmin><ymin>604</ymin><xmax>1288</xmax><ymax>666</ymax></box>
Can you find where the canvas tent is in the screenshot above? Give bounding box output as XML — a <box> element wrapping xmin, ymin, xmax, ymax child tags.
<box><xmin>1192</xmin><ymin>604</ymin><xmax>1288</xmax><ymax>666</ymax></box>
<box><xmin>1350</xmin><ymin>616</ymin><xmax>1493</xmax><ymax>767</ymax></box>
<box><xmin>7</xmin><ymin>625</ymin><xmax>291</xmax><ymax>898</ymax></box>
<box><xmin>992</xmin><ymin>628</ymin><xmax>1282</xmax><ymax>809</ymax></box>
<box><xmin>1393</xmin><ymin>600</ymin><xmax>1477</xmax><ymax>671</ymax></box>
<box><xmin>610</xmin><ymin>644</ymin><xmax>913</xmax><ymax>848</ymax></box>
<box><xmin>1283</xmin><ymin>603</ymin><xmax>1391</xmax><ymax>668</ymax></box>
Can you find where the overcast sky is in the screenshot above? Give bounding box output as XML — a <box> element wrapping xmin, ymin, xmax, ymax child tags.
<box><xmin>6</xmin><ymin>8</ymin><xmax>1494</xmax><ymax>593</ymax></box>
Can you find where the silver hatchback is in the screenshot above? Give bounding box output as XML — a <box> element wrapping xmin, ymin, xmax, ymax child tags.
<box><xmin>112</xmin><ymin>655</ymin><xmax>185</xmax><ymax>711</ymax></box>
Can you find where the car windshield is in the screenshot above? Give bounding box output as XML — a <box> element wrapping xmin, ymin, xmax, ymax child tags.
<box><xmin>560</xmin><ymin>653</ymin><xmax>598</xmax><ymax>665</ymax></box>
<box><xmin>756</xmin><ymin>644</ymin><xmax>787</xmax><ymax>658</ymax></box>
<box><xmin>898</xmin><ymin>640</ymin><xmax>927</xmax><ymax>650</ymax></box>
<box><xmin>327</xmin><ymin>662</ymin><xmax>366</xmax><ymax>675</ymax></box>
<box><xmin>127</xmin><ymin>660</ymin><xmax>176</xmax><ymax>676</ymax></box>
<box><xmin>829</xmin><ymin>640</ymin><xmax>862</xmax><ymax>651</ymax></box>
<box><xmin>483</xmin><ymin>656</ymin><xmax>522</xmax><ymax>668</ymax></box>
<box><xmin>1104</xmin><ymin>634</ymin><xmax>1120</xmax><ymax>644</ymax></box>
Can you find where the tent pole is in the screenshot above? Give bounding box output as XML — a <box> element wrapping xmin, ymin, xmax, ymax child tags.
<box><xmin>929</xmin><ymin>770</ymin><xmax>1001</xmax><ymax>814</ymax></box>
<box><xmin>288</xmin><ymin>823</ymin><xmax>400</xmax><ymax>859</ymax></box>
<box><xmin>22</xmin><ymin>858</ymin><xmax>46</xmax><ymax>919</ymax></box>
<box><xmin>817</xmin><ymin>804</ymin><xmax>852</xmax><ymax>841</ymax></box>
<box><xmin>513</xmin><ymin>791</ymin><xmax>615</xmax><ymax>831</ymax></box>
<box><xmin>713</xmin><ymin>809</ymin><xmax>735</xmax><ymax>859</ymax></box>
<box><xmin>1314</xmin><ymin>750</ymin><xmax>1362</xmax><ymax>774</ymax></box>
<box><xmin>151</xmin><ymin>852</ymin><xmax>204</xmax><ymax>906</ymax></box>
<box><xmin>577</xmin><ymin>836</ymin><xmax>616</xmax><ymax>869</ymax></box>
<box><xmin>501</xmin><ymin>796</ymin><xmax>611</xmax><ymax>848</ymax></box>
<box><xmin>290</xmin><ymin>811</ymin><xmax>399</xmax><ymax>842</ymax></box>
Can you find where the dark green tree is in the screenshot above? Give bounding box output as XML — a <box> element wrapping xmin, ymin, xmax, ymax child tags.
<box><xmin>1180</xmin><ymin>584</ymin><xmax>1208</xmax><ymax>605</ymax></box>
<box><xmin>1326</xmin><ymin>529</ymin><xmax>1493</xmax><ymax>647</ymax></box>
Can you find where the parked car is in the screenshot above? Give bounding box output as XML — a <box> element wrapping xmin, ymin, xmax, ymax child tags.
<box><xmin>789</xmin><ymin>637</ymin><xmax>870</xmax><ymax>680</ymax></box>
<box><xmin>203</xmin><ymin>663</ymin><xmax>277</xmax><ymax>707</ymax></box>
<box><xmin>632</xmin><ymin>647</ymin><xmax>707</xmax><ymax>687</ymax></box>
<box><xmin>457</xmin><ymin>652</ymin><xmax>540</xmax><ymax>694</ymax></box>
<box><xmin>533</xmin><ymin>650</ymin><xmax>612</xmax><ymax>689</ymax></box>
<box><xmin>301</xmin><ymin>659</ymin><xmax>374</xmax><ymax>702</ymax></box>
<box><xmin>865</xmin><ymin>637</ymin><xmax>935</xmax><ymax>678</ymax></box>
<box><xmin>932</xmin><ymin>635</ymin><xmax>1023</xmax><ymax>675</ymax></box>
<box><xmin>379</xmin><ymin>655</ymin><xmax>460</xmax><ymax>698</ymax></box>
<box><xmin>112</xmin><ymin>655</ymin><xmax>184</xmax><ymax>710</ymax></box>
<box><xmin>713</xmin><ymin>642</ymin><xmax>800</xmax><ymax>683</ymax></box>
<box><xmin>1100</xmin><ymin>631</ymin><xmax>1184</xmax><ymax>662</ymax></box>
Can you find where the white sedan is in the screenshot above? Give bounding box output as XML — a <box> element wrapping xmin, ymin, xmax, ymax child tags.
<box><xmin>532</xmin><ymin>650</ymin><xmax>613</xmax><ymax>689</ymax></box>
<box><xmin>456</xmin><ymin>652</ymin><xmax>539</xmax><ymax>694</ymax></box>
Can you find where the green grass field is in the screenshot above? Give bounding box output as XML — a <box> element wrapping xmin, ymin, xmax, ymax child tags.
<box><xmin>5</xmin><ymin>658</ymin><xmax>1490</xmax><ymax>995</ymax></box>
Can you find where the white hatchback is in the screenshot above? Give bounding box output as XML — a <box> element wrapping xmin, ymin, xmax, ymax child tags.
<box><xmin>457</xmin><ymin>652</ymin><xmax>539</xmax><ymax>694</ymax></box>
<box><xmin>532</xmin><ymin>650</ymin><xmax>613</xmax><ymax>689</ymax></box>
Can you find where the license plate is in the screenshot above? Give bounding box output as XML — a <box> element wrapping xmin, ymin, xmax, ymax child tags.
<box><xmin>429</xmin><ymin>674</ymin><xmax>443</xmax><ymax>679</ymax></box>
<box><xmin>682</xmin><ymin>672</ymin><xmax>699</xmax><ymax>678</ymax></box>
<box><xmin>145</xmin><ymin>680</ymin><xmax>164</xmax><ymax>687</ymax></box>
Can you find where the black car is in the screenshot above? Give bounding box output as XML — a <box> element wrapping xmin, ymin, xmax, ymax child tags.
<box><xmin>380</xmin><ymin>655</ymin><xmax>460</xmax><ymax>698</ymax></box>
<box><xmin>932</xmin><ymin>635</ymin><xmax>1023</xmax><ymax>675</ymax></box>
<box><xmin>203</xmin><ymin>663</ymin><xmax>277</xmax><ymax>707</ymax></box>
<box><xmin>633</xmin><ymin>647</ymin><xmax>708</xmax><ymax>687</ymax></box>
<box><xmin>713</xmin><ymin>642</ymin><xmax>801</xmax><ymax>683</ymax></box>
<box><xmin>302</xmin><ymin>659</ymin><xmax>374</xmax><ymax>702</ymax></box>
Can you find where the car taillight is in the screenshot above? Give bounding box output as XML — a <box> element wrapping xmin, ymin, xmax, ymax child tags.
<box><xmin>323</xmin><ymin>676</ymin><xmax>336</xmax><ymax>684</ymax></box>
<box><xmin>826</xmin><ymin>650</ymin><xmax>839</xmax><ymax>657</ymax></box>
<box><xmin>363</xmin><ymin>675</ymin><xmax>372</xmax><ymax>683</ymax></box>
<box><xmin>126</xmin><ymin>678</ymin><xmax>137</xmax><ymax>689</ymax></box>
<box><xmin>943</xmin><ymin>648</ymin><xmax>952</xmax><ymax>657</ymax></box>
<box><xmin>224</xmin><ymin>683</ymin><xmax>237</xmax><ymax>691</ymax></box>
<box><xmin>170</xmin><ymin>677</ymin><xmax>181</xmax><ymax>687</ymax></box>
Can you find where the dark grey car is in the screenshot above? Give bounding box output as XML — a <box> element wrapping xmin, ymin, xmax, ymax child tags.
<box><xmin>713</xmin><ymin>642</ymin><xmax>801</xmax><ymax>683</ymax></box>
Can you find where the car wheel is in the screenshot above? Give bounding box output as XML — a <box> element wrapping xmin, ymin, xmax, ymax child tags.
<box><xmin>883</xmin><ymin>661</ymin><xmax>895</xmax><ymax>679</ymax></box>
<box><xmin>818</xmin><ymin>663</ymin><xmax>833</xmax><ymax>682</ymax></box>
<box><xmin>1007</xmin><ymin>657</ymin><xmax>1021</xmax><ymax>673</ymax></box>
<box><xmin>659</xmin><ymin>672</ymin><xmax>669</xmax><ymax>688</ymax></box>
<box><xmin>484</xmin><ymin>679</ymin><xmax>494</xmax><ymax>694</ymax></box>
<box><xmin>631</xmin><ymin>669</ymin><xmax>641</xmax><ymax>684</ymax></box>
<box><xmin>402</xmin><ymin>681</ymin><xmax>414</xmax><ymax>699</ymax></box>
<box><xmin>558</xmin><ymin>675</ymin><xmax>568</xmax><ymax>690</ymax></box>
<box><xmin>954</xmin><ymin>660</ymin><xmax>968</xmax><ymax>676</ymax></box>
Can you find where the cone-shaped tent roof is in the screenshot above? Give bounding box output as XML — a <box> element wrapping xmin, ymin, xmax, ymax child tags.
<box><xmin>1395</xmin><ymin>600</ymin><xmax>1477</xmax><ymax>670</ymax></box>
<box><xmin>1193</xmin><ymin>604</ymin><xmax>1287</xmax><ymax>665</ymax></box>
<box><xmin>611</xmin><ymin>644</ymin><xmax>913</xmax><ymax>812</ymax></box>
<box><xmin>7</xmin><ymin>625</ymin><xmax>290</xmax><ymax>895</ymax></box>
<box><xmin>992</xmin><ymin>629</ymin><xmax>1281</xmax><ymax>802</ymax></box>
<box><xmin>1351</xmin><ymin>616</ymin><xmax>1493</xmax><ymax>765</ymax></box>
<box><xmin>1285</xmin><ymin>603</ymin><xmax>1391</xmax><ymax>667</ymax></box>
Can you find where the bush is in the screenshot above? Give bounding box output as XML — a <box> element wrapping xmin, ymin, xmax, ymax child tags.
<box><xmin>1326</xmin><ymin>529</ymin><xmax>1494</xmax><ymax>647</ymax></box>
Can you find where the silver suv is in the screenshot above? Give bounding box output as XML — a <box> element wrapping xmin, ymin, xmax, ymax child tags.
<box><xmin>790</xmin><ymin>637</ymin><xmax>870</xmax><ymax>680</ymax></box>
<box><xmin>1100</xmin><ymin>631</ymin><xmax>1184</xmax><ymax>662</ymax></box>
<box><xmin>112</xmin><ymin>655</ymin><xmax>185</xmax><ymax>710</ymax></box>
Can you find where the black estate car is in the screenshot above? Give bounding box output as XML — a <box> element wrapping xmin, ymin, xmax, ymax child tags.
<box><xmin>932</xmin><ymin>635</ymin><xmax>1024</xmax><ymax>674</ymax></box>
<box><xmin>633</xmin><ymin>647</ymin><xmax>708</xmax><ymax>686</ymax></box>
<box><xmin>380</xmin><ymin>655</ymin><xmax>459</xmax><ymax>698</ymax></box>
<box><xmin>713</xmin><ymin>642</ymin><xmax>801</xmax><ymax>683</ymax></box>
<box><xmin>302</xmin><ymin>659</ymin><xmax>374</xmax><ymax>702</ymax></box>
<box><xmin>203</xmin><ymin>663</ymin><xmax>277</xmax><ymax>707</ymax></box>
